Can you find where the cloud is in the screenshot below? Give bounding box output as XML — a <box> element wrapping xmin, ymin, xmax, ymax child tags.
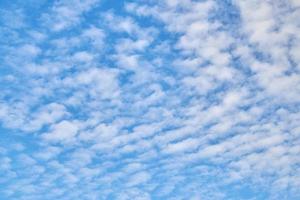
<box><xmin>0</xmin><ymin>0</ymin><xmax>300</xmax><ymax>199</ymax></box>
<box><xmin>42</xmin><ymin>0</ymin><xmax>99</xmax><ymax>32</ymax></box>
<box><xmin>126</xmin><ymin>171</ymin><xmax>151</xmax><ymax>187</ymax></box>
<box><xmin>42</xmin><ymin>120</ymin><xmax>79</xmax><ymax>143</ymax></box>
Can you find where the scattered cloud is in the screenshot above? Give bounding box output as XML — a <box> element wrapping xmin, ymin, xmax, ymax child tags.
<box><xmin>0</xmin><ymin>0</ymin><xmax>300</xmax><ymax>199</ymax></box>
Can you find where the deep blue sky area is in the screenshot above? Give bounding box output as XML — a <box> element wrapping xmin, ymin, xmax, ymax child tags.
<box><xmin>0</xmin><ymin>0</ymin><xmax>300</xmax><ymax>199</ymax></box>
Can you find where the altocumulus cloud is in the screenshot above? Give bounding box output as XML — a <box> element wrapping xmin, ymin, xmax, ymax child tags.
<box><xmin>0</xmin><ymin>0</ymin><xmax>300</xmax><ymax>199</ymax></box>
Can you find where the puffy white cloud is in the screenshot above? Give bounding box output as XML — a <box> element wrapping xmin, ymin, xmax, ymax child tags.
<box><xmin>42</xmin><ymin>120</ymin><xmax>79</xmax><ymax>143</ymax></box>
<box><xmin>42</xmin><ymin>0</ymin><xmax>99</xmax><ymax>31</ymax></box>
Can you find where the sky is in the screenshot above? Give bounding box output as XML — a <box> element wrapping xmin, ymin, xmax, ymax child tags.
<box><xmin>0</xmin><ymin>0</ymin><xmax>300</xmax><ymax>199</ymax></box>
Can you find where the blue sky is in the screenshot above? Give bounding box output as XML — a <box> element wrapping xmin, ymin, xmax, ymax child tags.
<box><xmin>0</xmin><ymin>0</ymin><xmax>300</xmax><ymax>199</ymax></box>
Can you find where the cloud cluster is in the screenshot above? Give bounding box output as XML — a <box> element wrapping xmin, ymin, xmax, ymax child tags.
<box><xmin>0</xmin><ymin>0</ymin><xmax>299</xmax><ymax>199</ymax></box>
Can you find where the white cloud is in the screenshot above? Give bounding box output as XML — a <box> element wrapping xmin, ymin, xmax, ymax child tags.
<box><xmin>1</xmin><ymin>0</ymin><xmax>300</xmax><ymax>199</ymax></box>
<box><xmin>163</xmin><ymin>138</ymin><xmax>200</xmax><ymax>154</ymax></box>
<box><xmin>42</xmin><ymin>0</ymin><xmax>99</xmax><ymax>31</ymax></box>
<box><xmin>19</xmin><ymin>44</ymin><xmax>41</xmax><ymax>57</ymax></box>
<box><xmin>126</xmin><ymin>171</ymin><xmax>151</xmax><ymax>187</ymax></box>
<box><xmin>82</xmin><ymin>26</ymin><xmax>105</xmax><ymax>49</ymax></box>
<box><xmin>42</xmin><ymin>120</ymin><xmax>79</xmax><ymax>143</ymax></box>
<box><xmin>72</xmin><ymin>51</ymin><xmax>94</xmax><ymax>63</ymax></box>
